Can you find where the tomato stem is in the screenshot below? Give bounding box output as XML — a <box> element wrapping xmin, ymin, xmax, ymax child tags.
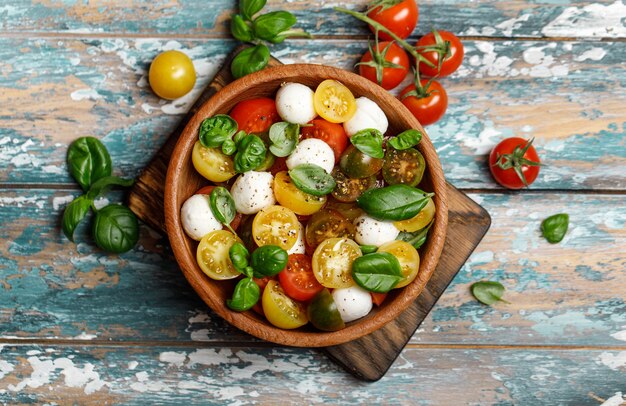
<box><xmin>492</xmin><ymin>137</ymin><xmax>541</xmax><ymax>187</ymax></box>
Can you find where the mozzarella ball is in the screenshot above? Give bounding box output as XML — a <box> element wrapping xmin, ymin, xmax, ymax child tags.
<box><xmin>287</xmin><ymin>222</ymin><xmax>306</xmax><ymax>255</ymax></box>
<box><xmin>276</xmin><ymin>82</ymin><xmax>317</xmax><ymax>125</ymax></box>
<box><xmin>180</xmin><ymin>194</ymin><xmax>222</xmax><ymax>241</ymax></box>
<box><xmin>332</xmin><ymin>285</ymin><xmax>373</xmax><ymax>323</ymax></box>
<box><xmin>286</xmin><ymin>138</ymin><xmax>335</xmax><ymax>174</ymax></box>
<box><xmin>354</xmin><ymin>215</ymin><xmax>400</xmax><ymax>247</ymax></box>
<box><xmin>231</xmin><ymin>171</ymin><xmax>276</xmax><ymax>215</ymax></box>
<box><xmin>343</xmin><ymin>97</ymin><xmax>388</xmax><ymax>137</ymax></box>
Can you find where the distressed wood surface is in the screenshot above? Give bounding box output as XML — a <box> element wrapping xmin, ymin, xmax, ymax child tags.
<box><xmin>0</xmin><ymin>38</ymin><xmax>624</xmax><ymax>189</ymax></box>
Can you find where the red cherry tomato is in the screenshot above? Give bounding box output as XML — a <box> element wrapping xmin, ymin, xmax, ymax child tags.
<box><xmin>300</xmin><ymin>119</ymin><xmax>348</xmax><ymax>162</ymax></box>
<box><xmin>358</xmin><ymin>41</ymin><xmax>410</xmax><ymax>90</ymax></box>
<box><xmin>367</xmin><ymin>0</ymin><xmax>418</xmax><ymax>41</ymax></box>
<box><xmin>489</xmin><ymin>137</ymin><xmax>541</xmax><ymax>189</ymax></box>
<box><xmin>195</xmin><ymin>185</ymin><xmax>243</xmax><ymax>231</ymax></box>
<box><xmin>371</xmin><ymin>292</ymin><xmax>388</xmax><ymax>307</ymax></box>
<box><xmin>229</xmin><ymin>98</ymin><xmax>279</xmax><ymax>133</ymax></box>
<box><xmin>416</xmin><ymin>30</ymin><xmax>464</xmax><ymax>78</ymax></box>
<box><xmin>269</xmin><ymin>156</ymin><xmax>288</xmax><ymax>175</ymax></box>
<box><xmin>278</xmin><ymin>254</ymin><xmax>323</xmax><ymax>302</ymax></box>
<box><xmin>399</xmin><ymin>80</ymin><xmax>448</xmax><ymax>126</ymax></box>
<box><xmin>252</xmin><ymin>276</ymin><xmax>274</xmax><ymax>315</ymax></box>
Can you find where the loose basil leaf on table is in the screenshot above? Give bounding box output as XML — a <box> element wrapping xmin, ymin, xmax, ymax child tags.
<box><xmin>231</xmin><ymin>14</ymin><xmax>254</xmax><ymax>42</ymax></box>
<box><xmin>67</xmin><ymin>136</ymin><xmax>112</xmax><ymax>191</ymax></box>
<box><xmin>86</xmin><ymin>176</ymin><xmax>134</xmax><ymax>200</ymax></box>
<box><xmin>240</xmin><ymin>0</ymin><xmax>266</xmax><ymax>21</ymax></box>
<box><xmin>350</xmin><ymin>128</ymin><xmax>384</xmax><ymax>159</ymax></box>
<box><xmin>470</xmin><ymin>281</ymin><xmax>510</xmax><ymax>306</ymax></box>
<box><xmin>227</xmin><ymin>277</ymin><xmax>261</xmax><ymax>312</ymax></box>
<box><xmin>234</xmin><ymin>134</ymin><xmax>267</xmax><ymax>173</ymax></box>
<box><xmin>62</xmin><ymin>195</ymin><xmax>93</xmax><ymax>242</ymax></box>
<box><xmin>209</xmin><ymin>187</ymin><xmax>237</xmax><ymax>233</ymax></box>
<box><xmin>288</xmin><ymin>164</ymin><xmax>336</xmax><ymax>196</ymax></box>
<box><xmin>396</xmin><ymin>220</ymin><xmax>434</xmax><ymax>250</ymax></box>
<box><xmin>388</xmin><ymin>129</ymin><xmax>422</xmax><ymax>150</ymax></box>
<box><xmin>269</xmin><ymin>122</ymin><xmax>299</xmax><ymax>157</ymax></box>
<box><xmin>541</xmin><ymin>213</ymin><xmax>569</xmax><ymax>244</ymax></box>
<box><xmin>231</xmin><ymin>44</ymin><xmax>270</xmax><ymax>79</ymax></box>
<box><xmin>229</xmin><ymin>242</ymin><xmax>250</xmax><ymax>273</ymax></box>
<box><xmin>357</xmin><ymin>184</ymin><xmax>434</xmax><ymax>221</ymax></box>
<box><xmin>92</xmin><ymin>204</ymin><xmax>139</xmax><ymax>254</ymax></box>
<box><xmin>252</xmin><ymin>11</ymin><xmax>297</xmax><ymax>42</ymax></box>
<box><xmin>352</xmin><ymin>252</ymin><xmax>403</xmax><ymax>293</ymax></box>
<box><xmin>199</xmin><ymin>115</ymin><xmax>238</xmax><ymax>148</ymax></box>
<box><xmin>251</xmin><ymin>245</ymin><xmax>288</xmax><ymax>277</ymax></box>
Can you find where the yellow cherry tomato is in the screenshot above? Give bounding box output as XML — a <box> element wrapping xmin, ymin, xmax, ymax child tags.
<box><xmin>196</xmin><ymin>230</ymin><xmax>242</xmax><ymax>280</ymax></box>
<box><xmin>192</xmin><ymin>141</ymin><xmax>236</xmax><ymax>183</ymax></box>
<box><xmin>393</xmin><ymin>197</ymin><xmax>436</xmax><ymax>232</ymax></box>
<box><xmin>312</xmin><ymin>237</ymin><xmax>361</xmax><ymax>288</ymax></box>
<box><xmin>149</xmin><ymin>50</ymin><xmax>196</xmax><ymax>100</ymax></box>
<box><xmin>377</xmin><ymin>240</ymin><xmax>420</xmax><ymax>288</ymax></box>
<box><xmin>273</xmin><ymin>171</ymin><xmax>326</xmax><ymax>216</ymax></box>
<box><xmin>262</xmin><ymin>280</ymin><xmax>308</xmax><ymax>329</ymax></box>
<box><xmin>252</xmin><ymin>205</ymin><xmax>299</xmax><ymax>250</ymax></box>
<box><xmin>313</xmin><ymin>80</ymin><xmax>357</xmax><ymax>123</ymax></box>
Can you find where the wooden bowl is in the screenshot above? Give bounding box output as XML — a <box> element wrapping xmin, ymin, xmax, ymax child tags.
<box><xmin>165</xmin><ymin>64</ymin><xmax>448</xmax><ymax>347</ymax></box>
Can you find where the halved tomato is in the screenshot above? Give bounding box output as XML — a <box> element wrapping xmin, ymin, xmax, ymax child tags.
<box><xmin>196</xmin><ymin>230</ymin><xmax>242</xmax><ymax>280</ymax></box>
<box><xmin>307</xmin><ymin>288</ymin><xmax>345</xmax><ymax>331</ymax></box>
<box><xmin>371</xmin><ymin>292</ymin><xmax>388</xmax><ymax>307</ymax></box>
<box><xmin>382</xmin><ymin>147</ymin><xmax>425</xmax><ymax>187</ymax></box>
<box><xmin>312</xmin><ymin>237</ymin><xmax>361</xmax><ymax>288</ymax></box>
<box><xmin>192</xmin><ymin>141</ymin><xmax>236</xmax><ymax>183</ymax></box>
<box><xmin>301</xmin><ymin>119</ymin><xmax>348</xmax><ymax>162</ymax></box>
<box><xmin>273</xmin><ymin>171</ymin><xmax>326</xmax><ymax>216</ymax></box>
<box><xmin>339</xmin><ymin>145</ymin><xmax>383</xmax><ymax>179</ymax></box>
<box><xmin>252</xmin><ymin>205</ymin><xmax>299</xmax><ymax>250</ymax></box>
<box><xmin>305</xmin><ymin>209</ymin><xmax>356</xmax><ymax>253</ymax></box>
<box><xmin>229</xmin><ymin>97</ymin><xmax>279</xmax><ymax>133</ymax></box>
<box><xmin>313</xmin><ymin>80</ymin><xmax>357</xmax><ymax>123</ymax></box>
<box><xmin>278</xmin><ymin>254</ymin><xmax>323</xmax><ymax>301</ymax></box>
<box><xmin>377</xmin><ymin>240</ymin><xmax>420</xmax><ymax>288</ymax></box>
<box><xmin>331</xmin><ymin>167</ymin><xmax>376</xmax><ymax>202</ymax></box>
<box><xmin>262</xmin><ymin>280</ymin><xmax>308</xmax><ymax>329</ymax></box>
<box><xmin>393</xmin><ymin>197</ymin><xmax>435</xmax><ymax>232</ymax></box>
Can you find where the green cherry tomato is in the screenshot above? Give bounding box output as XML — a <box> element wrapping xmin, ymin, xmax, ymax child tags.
<box><xmin>339</xmin><ymin>145</ymin><xmax>383</xmax><ymax>179</ymax></box>
<box><xmin>382</xmin><ymin>147</ymin><xmax>426</xmax><ymax>187</ymax></box>
<box><xmin>149</xmin><ymin>50</ymin><xmax>196</xmax><ymax>100</ymax></box>
<box><xmin>307</xmin><ymin>288</ymin><xmax>346</xmax><ymax>331</ymax></box>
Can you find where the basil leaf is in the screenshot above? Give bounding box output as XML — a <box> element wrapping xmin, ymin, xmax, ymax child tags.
<box><xmin>62</xmin><ymin>195</ymin><xmax>93</xmax><ymax>242</ymax></box>
<box><xmin>350</xmin><ymin>129</ymin><xmax>384</xmax><ymax>159</ymax></box>
<box><xmin>388</xmin><ymin>129</ymin><xmax>422</xmax><ymax>150</ymax></box>
<box><xmin>92</xmin><ymin>204</ymin><xmax>139</xmax><ymax>254</ymax></box>
<box><xmin>252</xmin><ymin>11</ymin><xmax>296</xmax><ymax>42</ymax></box>
<box><xmin>396</xmin><ymin>220</ymin><xmax>434</xmax><ymax>250</ymax></box>
<box><xmin>357</xmin><ymin>184</ymin><xmax>434</xmax><ymax>221</ymax></box>
<box><xmin>86</xmin><ymin>176</ymin><xmax>134</xmax><ymax>200</ymax></box>
<box><xmin>288</xmin><ymin>164</ymin><xmax>336</xmax><ymax>196</ymax></box>
<box><xmin>231</xmin><ymin>14</ymin><xmax>254</xmax><ymax>42</ymax></box>
<box><xmin>268</xmin><ymin>122</ymin><xmax>299</xmax><ymax>157</ymax></box>
<box><xmin>267</xmin><ymin>29</ymin><xmax>312</xmax><ymax>44</ymax></box>
<box><xmin>67</xmin><ymin>137</ymin><xmax>112</xmax><ymax>191</ymax></box>
<box><xmin>229</xmin><ymin>242</ymin><xmax>250</xmax><ymax>272</ymax></box>
<box><xmin>251</xmin><ymin>245</ymin><xmax>288</xmax><ymax>277</ymax></box>
<box><xmin>240</xmin><ymin>0</ymin><xmax>266</xmax><ymax>21</ymax></box>
<box><xmin>199</xmin><ymin>114</ymin><xmax>238</xmax><ymax>148</ymax></box>
<box><xmin>541</xmin><ymin>213</ymin><xmax>569</xmax><ymax>244</ymax></box>
<box><xmin>222</xmin><ymin>139</ymin><xmax>237</xmax><ymax>156</ymax></box>
<box><xmin>227</xmin><ymin>277</ymin><xmax>260</xmax><ymax>312</ymax></box>
<box><xmin>359</xmin><ymin>245</ymin><xmax>378</xmax><ymax>255</ymax></box>
<box><xmin>352</xmin><ymin>252</ymin><xmax>403</xmax><ymax>293</ymax></box>
<box><xmin>209</xmin><ymin>187</ymin><xmax>237</xmax><ymax>232</ymax></box>
<box><xmin>234</xmin><ymin>130</ymin><xmax>247</xmax><ymax>145</ymax></box>
<box><xmin>234</xmin><ymin>134</ymin><xmax>267</xmax><ymax>173</ymax></box>
<box><xmin>471</xmin><ymin>281</ymin><xmax>509</xmax><ymax>306</ymax></box>
<box><xmin>231</xmin><ymin>44</ymin><xmax>270</xmax><ymax>79</ymax></box>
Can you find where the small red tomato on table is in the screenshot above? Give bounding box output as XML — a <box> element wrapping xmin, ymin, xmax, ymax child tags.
<box><xmin>358</xmin><ymin>41</ymin><xmax>410</xmax><ymax>90</ymax></box>
<box><xmin>489</xmin><ymin>138</ymin><xmax>541</xmax><ymax>189</ymax></box>
<box><xmin>416</xmin><ymin>30</ymin><xmax>464</xmax><ymax>78</ymax></box>
<box><xmin>399</xmin><ymin>79</ymin><xmax>448</xmax><ymax>126</ymax></box>
<box><xmin>367</xmin><ymin>0</ymin><xmax>419</xmax><ymax>40</ymax></box>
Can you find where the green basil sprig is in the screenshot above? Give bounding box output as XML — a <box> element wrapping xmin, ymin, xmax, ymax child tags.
<box><xmin>231</xmin><ymin>14</ymin><xmax>254</xmax><ymax>42</ymax></box>
<box><xmin>234</xmin><ymin>134</ymin><xmax>267</xmax><ymax>173</ymax></box>
<box><xmin>288</xmin><ymin>164</ymin><xmax>336</xmax><ymax>196</ymax></box>
<box><xmin>470</xmin><ymin>281</ymin><xmax>510</xmax><ymax>306</ymax></box>
<box><xmin>67</xmin><ymin>137</ymin><xmax>112</xmax><ymax>191</ymax></box>
<box><xmin>209</xmin><ymin>187</ymin><xmax>237</xmax><ymax>233</ymax></box>
<box><xmin>352</xmin><ymin>252</ymin><xmax>403</xmax><ymax>293</ymax></box>
<box><xmin>199</xmin><ymin>114</ymin><xmax>238</xmax><ymax>148</ymax></box>
<box><xmin>396</xmin><ymin>220</ymin><xmax>434</xmax><ymax>250</ymax></box>
<box><xmin>357</xmin><ymin>184</ymin><xmax>434</xmax><ymax>221</ymax></box>
<box><xmin>388</xmin><ymin>129</ymin><xmax>422</xmax><ymax>150</ymax></box>
<box><xmin>227</xmin><ymin>277</ymin><xmax>261</xmax><ymax>311</ymax></box>
<box><xmin>62</xmin><ymin>195</ymin><xmax>93</xmax><ymax>242</ymax></box>
<box><xmin>240</xmin><ymin>0</ymin><xmax>266</xmax><ymax>21</ymax></box>
<box><xmin>269</xmin><ymin>122</ymin><xmax>299</xmax><ymax>157</ymax></box>
<box><xmin>92</xmin><ymin>204</ymin><xmax>139</xmax><ymax>254</ymax></box>
<box><xmin>231</xmin><ymin>44</ymin><xmax>271</xmax><ymax>79</ymax></box>
<box><xmin>251</xmin><ymin>245</ymin><xmax>288</xmax><ymax>277</ymax></box>
<box><xmin>541</xmin><ymin>213</ymin><xmax>569</xmax><ymax>244</ymax></box>
<box><xmin>350</xmin><ymin>128</ymin><xmax>384</xmax><ymax>159</ymax></box>
<box><xmin>86</xmin><ymin>176</ymin><xmax>135</xmax><ymax>200</ymax></box>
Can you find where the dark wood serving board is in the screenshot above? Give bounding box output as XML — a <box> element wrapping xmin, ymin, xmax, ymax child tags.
<box><xmin>128</xmin><ymin>49</ymin><xmax>491</xmax><ymax>382</ymax></box>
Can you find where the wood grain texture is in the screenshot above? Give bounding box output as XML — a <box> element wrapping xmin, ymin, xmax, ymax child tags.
<box><xmin>0</xmin><ymin>38</ymin><xmax>624</xmax><ymax>189</ymax></box>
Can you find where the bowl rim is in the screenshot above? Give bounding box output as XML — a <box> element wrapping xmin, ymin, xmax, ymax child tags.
<box><xmin>164</xmin><ymin>64</ymin><xmax>448</xmax><ymax>347</ymax></box>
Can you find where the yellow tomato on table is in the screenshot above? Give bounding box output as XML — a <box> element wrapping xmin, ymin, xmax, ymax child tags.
<box><xmin>149</xmin><ymin>50</ymin><xmax>196</xmax><ymax>100</ymax></box>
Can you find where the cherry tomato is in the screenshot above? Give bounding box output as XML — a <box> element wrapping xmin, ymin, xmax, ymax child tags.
<box><xmin>331</xmin><ymin>167</ymin><xmax>376</xmax><ymax>203</ymax></box>
<box><xmin>358</xmin><ymin>41</ymin><xmax>410</xmax><ymax>90</ymax></box>
<box><xmin>149</xmin><ymin>50</ymin><xmax>196</xmax><ymax>100</ymax></box>
<box><xmin>278</xmin><ymin>254</ymin><xmax>323</xmax><ymax>301</ymax></box>
<box><xmin>313</xmin><ymin>80</ymin><xmax>357</xmax><ymax>123</ymax></box>
<box><xmin>262</xmin><ymin>280</ymin><xmax>308</xmax><ymax>329</ymax></box>
<box><xmin>312</xmin><ymin>237</ymin><xmax>361</xmax><ymax>288</ymax></box>
<box><xmin>196</xmin><ymin>230</ymin><xmax>242</xmax><ymax>280</ymax></box>
<box><xmin>252</xmin><ymin>205</ymin><xmax>299</xmax><ymax>250</ymax></box>
<box><xmin>324</xmin><ymin>199</ymin><xmax>365</xmax><ymax>222</ymax></box>
<box><xmin>394</xmin><ymin>197</ymin><xmax>435</xmax><ymax>232</ymax></box>
<box><xmin>377</xmin><ymin>240</ymin><xmax>420</xmax><ymax>288</ymax></box>
<box><xmin>253</xmin><ymin>276</ymin><xmax>274</xmax><ymax>290</ymax></box>
<box><xmin>339</xmin><ymin>145</ymin><xmax>384</xmax><ymax>179</ymax></box>
<box><xmin>229</xmin><ymin>98</ymin><xmax>280</xmax><ymax>133</ymax></box>
<box><xmin>192</xmin><ymin>141</ymin><xmax>236</xmax><ymax>183</ymax></box>
<box><xmin>301</xmin><ymin>119</ymin><xmax>348</xmax><ymax>162</ymax></box>
<box><xmin>417</xmin><ymin>30</ymin><xmax>464</xmax><ymax>78</ymax></box>
<box><xmin>371</xmin><ymin>292</ymin><xmax>388</xmax><ymax>307</ymax></box>
<box><xmin>367</xmin><ymin>0</ymin><xmax>418</xmax><ymax>41</ymax></box>
<box><xmin>269</xmin><ymin>156</ymin><xmax>288</xmax><ymax>176</ymax></box>
<box><xmin>307</xmin><ymin>288</ymin><xmax>345</xmax><ymax>331</ymax></box>
<box><xmin>305</xmin><ymin>209</ymin><xmax>356</xmax><ymax>252</ymax></box>
<box><xmin>273</xmin><ymin>171</ymin><xmax>326</xmax><ymax>216</ymax></box>
<box><xmin>489</xmin><ymin>137</ymin><xmax>541</xmax><ymax>189</ymax></box>
<box><xmin>382</xmin><ymin>147</ymin><xmax>425</xmax><ymax>187</ymax></box>
<box><xmin>399</xmin><ymin>80</ymin><xmax>448</xmax><ymax>126</ymax></box>
<box><xmin>195</xmin><ymin>185</ymin><xmax>243</xmax><ymax>231</ymax></box>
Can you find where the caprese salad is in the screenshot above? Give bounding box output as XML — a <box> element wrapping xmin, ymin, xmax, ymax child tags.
<box><xmin>181</xmin><ymin>79</ymin><xmax>436</xmax><ymax>331</ymax></box>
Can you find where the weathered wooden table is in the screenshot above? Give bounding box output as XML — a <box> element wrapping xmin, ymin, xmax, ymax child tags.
<box><xmin>1</xmin><ymin>1</ymin><xmax>625</xmax><ymax>404</ymax></box>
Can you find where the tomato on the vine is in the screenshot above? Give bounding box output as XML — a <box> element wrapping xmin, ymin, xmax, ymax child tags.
<box><xmin>489</xmin><ymin>137</ymin><xmax>541</xmax><ymax>189</ymax></box>
<box><xmin>367</xmin><ymin>0</ymin><xmax>418</xmax><ymax>41</ymax></box>
<box><xmin>358</xmin><ymin>41</ymin><xmax>410</xmax><ymax>90</ymax></box>
<box><xmin>416</xmin><ymin>30</ymin><xmax>464</xmax><ymax>78</ymax></box>
<box><xmin>301</xmin><ymin>119</ymin><xmax>348</xmax><ymax>161</ymax></box>
<box><xmin>229</xmin><ymin>98</ymin><xmax>279</xmax><ymax>133</ymax></box>
<box><xmin>399</xmin><ymin>80</ymin><xmax>448</xmax><ymax>126</ymax></box>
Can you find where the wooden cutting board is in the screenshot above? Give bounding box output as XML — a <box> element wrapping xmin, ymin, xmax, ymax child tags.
<box><xmin>128</xmin><ymin>48</ymin><xmax>491</xmax><ymax>381</ymax></box>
